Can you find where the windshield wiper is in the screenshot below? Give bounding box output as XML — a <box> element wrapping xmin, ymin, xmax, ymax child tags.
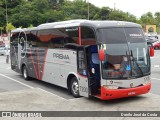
<box><xmin>130</xmin><ymin>50</ymin><xmax>144</xmax><ymax>77</ymax></box>
<box><xmin>118</xmin><ymin>51</ymin><xmax>131</xmax><ymax>78</ymax></box>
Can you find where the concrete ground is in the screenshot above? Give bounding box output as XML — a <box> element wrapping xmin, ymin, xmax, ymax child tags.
<box><xmin>0</xmin><ymin>88</ymin><xmax>160</xmax><ymax>120</ymax></box>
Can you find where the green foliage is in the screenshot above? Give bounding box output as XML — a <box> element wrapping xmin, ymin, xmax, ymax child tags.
<box><xmin>28</xmin><ymin>24</ymin><xmax>34</xmax><ymax>28</ymax></box>
<box><xmin>6</xmin><ymin>22</ymin><xmax>16</xmax><ymax>33</ymax></box>
<box><xmin>140</xmin><ymin>12</ymin><xmax>156</xmax><ymax>25</ymax></box>
<box><xmin>0</xmin><ymin>0</ymin><xmax>159</xmax><ymax>33</ymax></box>
<box><xmin>0</xmin><ymin>27</ymin><xmax>4</xmax><ymax>30</ymax></box>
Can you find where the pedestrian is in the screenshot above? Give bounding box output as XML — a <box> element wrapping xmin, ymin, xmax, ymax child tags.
<box><xmin>5</xmin><ymin>47</ymin><xmax>10</xmax><ymax>63</ymax></box>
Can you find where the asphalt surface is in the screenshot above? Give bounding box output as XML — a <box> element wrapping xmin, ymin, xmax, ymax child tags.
<box><xmin>150</xmin><ymin>50</ymin><xmax>160</xmax><ymax>95</ymax></box>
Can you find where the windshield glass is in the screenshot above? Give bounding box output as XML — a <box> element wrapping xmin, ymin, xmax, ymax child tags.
<box><xmin>125</xmin><ymin>28</ymin><xmax>150</xmax><ymax>77</ymax></box>
<box><xmin>98</xmin><ymin>28</ymin><xmax>150</xmax><ymax>79</ymax></box>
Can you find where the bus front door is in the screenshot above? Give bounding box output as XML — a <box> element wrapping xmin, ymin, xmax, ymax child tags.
<box><xmin>77</xmin><ymin>47</ymin><xmax>89</xmax><ymax>97</ymax></box>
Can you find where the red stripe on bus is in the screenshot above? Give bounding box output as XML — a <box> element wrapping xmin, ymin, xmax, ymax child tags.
<box><xmin>29</xmin><ymin>49</ymin><xmax>38</xmax><ymax>79</ymax></box>
<box><xmin>78</xmin><ymin>26</ymin><xmax>82</xmax><ymax>46</ymax></box>
<box><xmin>41</xmin><ymin>49</ymin><xmax>48</xmax><ymax>80</ymax></box>
<box><xmin>36</xmin><ymin>48</ymin><xmax>40</xmax><ymax>80</ymax></box>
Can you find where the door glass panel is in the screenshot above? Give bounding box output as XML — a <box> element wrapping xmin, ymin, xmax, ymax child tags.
<box><xmin>78</xmin><ymin>50</ymin><xmax>87</xmax><ymax>76</ymax></box>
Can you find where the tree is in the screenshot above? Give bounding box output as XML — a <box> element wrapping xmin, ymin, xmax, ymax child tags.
<box><xmin>2</xmin><ymin>0</ymin><xmax>158</xmax><ymax>31</ymax></box>
<box><xmin>140</xmin><ymin>12</ymin><xmax>156</xmax><ymax>25</ymax></box>
<box><xmin>98</xmin><ymin>7</ymin><xmax>111</xmax><ymax>20</ymax></box>
<box><xmin>28</xmin><ymin>24</ymin><xmax>34</xmax><ymax>28</ymax></box>
<box><xmin>0</xmin><ymin>27</ymin><xmax>4</xmax><ymax>37</ymax></box>
<box><xmin>155</xmin><ymin>12</ymin><xmax>160</xmax><ymax>33</ymax></box>
<box><xmin>6</xmin><ymin>22</ymin><xmax>15</xmax><ymax>33</ymax></box>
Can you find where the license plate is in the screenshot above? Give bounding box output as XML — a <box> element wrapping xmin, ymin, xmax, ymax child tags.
<box><xmin>128</xmin><ymin>91</ymin><xmax>136</xmax><ymax>95</ymax></box>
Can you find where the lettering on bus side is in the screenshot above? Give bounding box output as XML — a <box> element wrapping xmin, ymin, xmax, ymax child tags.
<box><xmin>53</xmin><ymin>53</ymin><xmax>69</xmax><ymax>60</ymax></box>
<box><xmin>79</xmin><ymin>86</ymin><xmax>88</xmax><ymax>93</ymax></box>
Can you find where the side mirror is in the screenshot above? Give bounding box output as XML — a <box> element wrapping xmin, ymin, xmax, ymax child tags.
<box><xmin>150</xmin><ymin>47</ymin><xmax>154</xmax><ymax>57</ymax></box>
<box><xmin>98</xmin><ymin>49</ymin><xmax>105</xmax><ymax>61</ymax></box>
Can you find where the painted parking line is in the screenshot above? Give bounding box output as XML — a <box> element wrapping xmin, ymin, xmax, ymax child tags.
<box><xmin>37</xmin><ymin>88</ymin><xmax>67</xmax><ymax>100</ymax></box>
<box><xmin>152</xmin><ymin>78</ymin><xmax>160</xmax><ymax>81</ymax></box>
<box><xmin>0</xmin><ymin>74</ymin><xmax>68</xmax><ymax>100</ymax></box>
<box><xmin>0</xmin><ymin>74</ymin><xmax>34</xmax><ymax>89</ymax></box>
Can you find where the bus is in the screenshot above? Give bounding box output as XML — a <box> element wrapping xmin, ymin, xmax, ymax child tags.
<box><xmin>10</xmin><ymin>20</ymin><xmax>154</xmax><ymax>100</ymax></box>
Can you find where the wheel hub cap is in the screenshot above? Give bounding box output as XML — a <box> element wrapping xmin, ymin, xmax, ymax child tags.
<box><xmin>72</xmin><ymin>81</ymin><xmax>79</xmax><ymax>94</ymax></box>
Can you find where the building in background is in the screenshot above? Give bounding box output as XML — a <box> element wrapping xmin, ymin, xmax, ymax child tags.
<box><xmin>0</xmin><ymin>34</ymin><xmax>10</xmax><ymax>47</ymax></box>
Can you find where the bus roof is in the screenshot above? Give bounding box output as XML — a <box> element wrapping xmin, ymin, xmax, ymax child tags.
<box><xmin>38</xmin><ymin>19</ymin><xmax>141</xmax><ymax>29</ymax></box>
<box><xmin>11</xmin><ymin>19</ymin><xmax>141</xmax><ymax>32</ymax></box>
<box><xmin>11</xmin><ymin>27</ymin><xmax>37</xmax><ymax>33</ymax></box>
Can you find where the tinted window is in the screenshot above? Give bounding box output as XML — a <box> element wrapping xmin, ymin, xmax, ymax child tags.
<box><xmin>11</xmin><ymin>32</ymin><xmax>19</xmax><ymax>43</ymax></box>
<box><xmin>62</xmin><ymin>27</ymin><xmax>79</xmax><ymax>45</ymax></box>
<box><xmin>37</xmin><ymin>28</ymin><xmax>79</xmax><ymax>48</ymax></box>
<box><xmin>98</xmin><ymin>28</ymin><xmax>145</xmax><ymax>44</ymax></box>
<box><xmin>18</xmin><ymin>32</ymin><xmax>27</xmax><ymax>51</ymax></box>
<box><xmin>98</xmin><ymin>28</ymin><xmax>126</xmax><ymax>44</ymax></box>
<box><xmin>125</xmin><ymin>28</ymin><xmax>145</xmax><ymax>43</ymax></box>
<box><xmin>11</xmin><ymin>33</ymin><xmax>19</xmax><ymax>47</ymax></box>
<box><xmin>81</xmin><ymin>26</ymin><xmax>96</xmax><ymax>45</ymax></box>
<box><xmin>27</xmin><ymin>30</ymin><xmax>38</xmax><ymax>47</ymax></box>
<box><xmin>37</xmin><ymin>29</ymin><xmax>50</xmax><ymax>48</ymax></box>
<box><xmin>50</xmin><ymin>37</ymin><xmax>64</xmax><ymax>48</ymax></box>
<box><xmin>78</xmin><ymin>50</ymin><xmax>87</xmax><ymax>76</ymax></box>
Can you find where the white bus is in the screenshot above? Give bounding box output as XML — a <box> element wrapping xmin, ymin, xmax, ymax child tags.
<box><xmin>10</xmin><ymin>20</ymin><xmax>154</xmax><ymax>100</ymax></box>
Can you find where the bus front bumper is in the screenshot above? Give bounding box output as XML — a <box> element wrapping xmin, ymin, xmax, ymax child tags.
<box><xmin>100</xmin><ymin>84</ymin><xmax>151</xmax><ymax>100</ymax></box>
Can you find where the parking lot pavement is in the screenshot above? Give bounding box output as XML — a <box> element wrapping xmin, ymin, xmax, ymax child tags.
<box><xmin>0</xmin><ymin>88</ymin><xmax>160</xmax><ymax>119</ymax></box>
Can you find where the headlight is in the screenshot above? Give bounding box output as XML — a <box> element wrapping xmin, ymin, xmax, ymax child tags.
<box><xmin>143</xmin><ymin>79</ymin><xmax>151</xmax><ymax>85</ymax></box>
<box><xmin>103</xmin><ymin>85</ymin><xmax>118</xmax><ymax>89</ymax></box>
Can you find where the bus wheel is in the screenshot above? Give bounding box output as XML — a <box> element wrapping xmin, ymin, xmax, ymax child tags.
<box><xmin>22</xmin><ymin>66</ymin><xmax>29</xmax><ymax>80</ymax></box>
<box><xmin>70</xmin><ymin>77</ymin><xmax>80</xmax><ymax>98</ymax></box>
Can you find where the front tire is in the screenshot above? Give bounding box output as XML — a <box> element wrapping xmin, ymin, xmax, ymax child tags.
<box><xmin>22</xmin><ymin>66</ymin><xmax>30</xmax><ymax>80</ymax></box>
<box><xmin>70</xmin><ymin>77</ymin><xmax>80</xmax><ymax>98</ymax></box>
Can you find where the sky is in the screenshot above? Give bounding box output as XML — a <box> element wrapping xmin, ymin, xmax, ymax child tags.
<box><xmin>88</xmin><ymin>0</ymin><xmax>160</xmax><ymax>18</ymax></box>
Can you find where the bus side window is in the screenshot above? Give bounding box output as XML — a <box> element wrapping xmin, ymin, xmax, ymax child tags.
<box><xmin>27</xmin><ymin>31</ymin><xmax>38</xmax><ymax>47</ymax></box>
<box><xmin>51</xmin><ymin>37</ymin><xmax>64</xmax><ymax>48</ymax></box>
<box><xmin>37</xmin><ymin>29</ymin><xmax>51</xmax><ymax>48</ymax></box>
<box><xmin>81</xmin><ymin>26</ymin><xmax>96</xmax><ymax>45</ymax></box>
<box><xmin>63</xmin><ymin>27</ymin><xmax>79</xmax><ymax>45</ymax></box>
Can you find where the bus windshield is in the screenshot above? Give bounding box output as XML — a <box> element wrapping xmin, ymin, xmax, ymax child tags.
<box><xmin>97</xmin><ymin>28</ymin><xmax>150</xmax><ymax>79</ymax></box>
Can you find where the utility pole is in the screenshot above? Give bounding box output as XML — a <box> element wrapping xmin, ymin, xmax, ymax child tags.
<box><xmin>5</xmin><ymin>0</ymin><xmax>8</xmax><ymax>26</ymax></box>
<box><xmin>88</xmin><ymin>0</ymin><xmax>89</xmax><ymax>20</ymax></box>
<box><xmin>0</xmin><ymin>28</ymin><xmax>2</xmax><ymax>40</ymax></box>
<box><xmin>114</xmin><ymin>3</ymin><xmax>116</xmax><ymax>11</ymax></box>
<box><xmin>4</xmin><ymin>0</ymin><xmax>9</xmax><ymax>43</ymax></box>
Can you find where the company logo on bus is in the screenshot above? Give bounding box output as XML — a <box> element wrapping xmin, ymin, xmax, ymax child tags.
<box><xmin>130</xmin><ymin>83</ymin><xmax>133</xmax><ymax>88</ymax></box>
<box><xmin>129</xmin><ymin>34</ymin><xmax>142</xmax><ymax>37</ymax></box>
<box><xmin>53</xmin><ymin>53</ymin><xmax>69</xmax><ymax>60</ymax></box>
